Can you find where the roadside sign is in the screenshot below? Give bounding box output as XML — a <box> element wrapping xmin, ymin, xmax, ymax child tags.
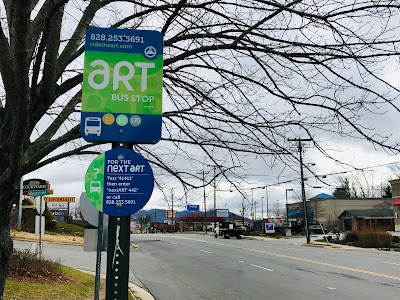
<box><xmin>85</xmin><ymin>148</ymin><xmax>154</xmax><ymax>216</ymax></box>
<box><xmin>265</xmin><ymin>223</ymin><xmax>275</xmax><ymax>234</ymax></box>
<box><xmin>81</xmin><ymin>27</ymin><xmax>163</xmax><ymax>143</ymax></box>
<box><xmin>187</xmin><ymin>204</ymin><xmax>200</xmax><ymax>211</ymax></box>
<box><xmin>29</xmin><ymin>190</ymin><xmax>50</xmax><ymax>197</ymax></box>
<box><xmin>23</xmin><ymin>178</ymin><xmax>48</xmax><ymax>191</ymax></box>
<box><xmin>79</xmin><ymin>192</ymin><xmax>109</xmax><ymax>228</ymax></box>
<box><xmin>166</xmin><ymin>210</ymin><xmax>176</xmax><ymax>218</ymax></box>
<box><xmin>216</xmin><ymin>209</ymin><xmax>229</xmax><ymax>218</ymax></box>
<box><xmin>47</xmin><ymin>202</ymin><xmax>68</xmax><ymax>210</ymax></box>
<box><xmin>35</xmin><ymin>198</ymin><xmax>46</xmax><ymax>214</ymax></box>
<box><xmin>44</xmin><ymin>196</ymin><xmax>75</xmax><ymax>203</ymax></box>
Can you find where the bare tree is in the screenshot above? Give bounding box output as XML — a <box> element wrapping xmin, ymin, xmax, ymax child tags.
<box><xmin>1</xmin><ymin>1</ymin><xmax>400</xmax><ymax>295</ymax></box>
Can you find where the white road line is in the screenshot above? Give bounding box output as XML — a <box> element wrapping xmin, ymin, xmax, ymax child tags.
<box><xmin>381</xmin><ymin>261</ymin><xmax>400</xmax><ymax>266</ymax></box>
<box><xmin>250</xmin><ymin>264</ymin><xmax>274</xmax><ymax>272</ymax></box>
<box><xmin>326</xmin><ymin>287</ymin><xmax>336</xmax><ymax>290</ymax></box>
<box><xmin>200</xmin><ymin>250</ymin><xmax>211</xmax><ymax>254</ymax></box>
<box><xmin>287</xmin><ymin>247</ymin><xmax>303</xmax><ymax>251</ymax></box>
<box><xmin>238</xmin><ymin>260</ymin><xmax>244</xmax><ymax>263</ymax></box>
<box><xmin>170</xmin><ymin>242</ymin><xmax>178</xmax><ymax>245</ymax></box>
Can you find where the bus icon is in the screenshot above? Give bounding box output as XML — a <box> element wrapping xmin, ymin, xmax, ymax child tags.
<box><xmin>90</xmin><ymin>181</ymin><xmax>101</xmax><ymax>193</ymax></box>
<box><xmin>84</xmin><ymin>117</ymin><xmax>102</xmax><ymax>136</ymax></box>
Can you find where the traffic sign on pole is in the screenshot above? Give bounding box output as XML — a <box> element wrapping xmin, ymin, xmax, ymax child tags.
<box><xmin>81</xmin><ymin>27</ymin><xmax>164</xmax><ymax>143</ymax></box>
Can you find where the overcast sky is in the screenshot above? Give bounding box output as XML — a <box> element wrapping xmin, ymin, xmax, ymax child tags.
<box><xmin>22</xmin><ymin>1</ymin><xmax>400</xmax><ymax>221</ymax></box>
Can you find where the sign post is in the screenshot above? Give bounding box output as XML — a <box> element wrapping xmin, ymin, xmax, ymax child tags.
<box><xmin>187</xmin><ymin>205</ymin><xmax>200</xmax><ymax>231</ymax></box>
<box><xmin>82</xmin><ymin>26</ymin><xmax>163</xmax><ymax>300</ymax></box>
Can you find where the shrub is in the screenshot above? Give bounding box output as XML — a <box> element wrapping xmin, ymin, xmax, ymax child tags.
<box><xmin>46</xmin><ymin>222</ymin><xmax>85</xmax><ymax>236</ymax></box>
<box><xmin>8</xmin><ymin>250</ymin><xmax>62</xmax><ymax>278</ymax></box>
<box><xmin>344</xmin><ymin>231</ymin><xmax>358</xmax><ymax>242</ymax></box>
<box><xmin>357</xmin><ymin>230</ymin><xmax>392</xmax><ymax>248</ymax></box>
<box><xmin>392</xmin><ymin>236</ymin><xmax>400</xmax><ymax>243</ymax></box>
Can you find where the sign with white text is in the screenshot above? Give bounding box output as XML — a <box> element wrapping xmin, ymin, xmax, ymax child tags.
<box><xmin>85</xmin><ymin>148</ymin><xmax>154</xmax><ymax>216</ymax></box>
<box><xmin>265</xmin><ymin>223</ymin><xmax>275</xmax><ymax>234</ymax></box>
<box><xmin>216</xmin><ymin>209</ymin><xmax>229</xmax><ymax>218</ymax></box>
<box><xmin>81</xmin><ymin>27</ymin><xmax>163</xmax><ymax>143</ymax></box>
<box><xmin>23</xmin><ymin>178</ymin><xmax>48</xmax><ymax>191</ymax></box>
<box><xmin>187</xmin><ymin>204</ymin><xmax>200</xmax><ymax>211</ymax></box>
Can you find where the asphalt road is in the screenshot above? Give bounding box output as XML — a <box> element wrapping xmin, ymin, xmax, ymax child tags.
<box><xmin>130</xmin><ymin>233</ymin><xmax>400</xmax><ymax>300</ymax></box>
<box><xmin>12</xmin><ymin>234</ymin><xmax>400</xmax><ymax>300</ymax></box>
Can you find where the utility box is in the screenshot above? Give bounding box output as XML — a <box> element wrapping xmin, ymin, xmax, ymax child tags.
<box><xmin>285</xmin><ymin>228</ymin><xmax>292</xmax><ymax>237</ymax></box>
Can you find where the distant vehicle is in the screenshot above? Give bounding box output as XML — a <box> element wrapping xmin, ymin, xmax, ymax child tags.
<box><xmin>206</xmin><ymin>223</ymin><xmax>217</xmax><ymax>232</ymax></box>
<box><xmin>308</xmin><ymin>222</ymin><xmax>327</xmax><ymax>234</ymax></box>
<box><xmin>214</xmin><ymin>222</ymin><xmax>243</xmax><ymax>239</ymax></box>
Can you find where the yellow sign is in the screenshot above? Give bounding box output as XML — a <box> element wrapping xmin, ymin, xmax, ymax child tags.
<box><xmin>44</xmin><ymin>196</ymin><xmax>75</xmax><ymax>203</ymax></box>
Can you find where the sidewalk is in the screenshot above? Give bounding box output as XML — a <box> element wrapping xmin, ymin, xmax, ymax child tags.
<box><xmin>242</xmin><ymin>234</ymin><xmax>363</xmax><ymax>250</ymax></box>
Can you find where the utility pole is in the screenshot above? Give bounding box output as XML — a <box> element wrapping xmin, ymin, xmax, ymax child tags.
<box><xmin>213</xmin><ymin>166</ymin><xmax>216</xmax><ymax>227</ymax></box>
<box><xmin>203</xmin><ymin>170</ymin><xmax>207</xmax><ymax>231</ymax></box>
<box><xmin>251</xmin><ymin>188</ymin><xmax>254</xmax><ymax>224</ymax></box>
<box><xmin>242</xmin><ymin>199</ymin><xmax>245</xmax><ymax>226</ymax></box>
<box><xmin>171</xmin><ymin>188</ymin><xmax>174</xmax><ymax>232</ymax></box>
<box><xmin>265</xmin><ymin>186</ymin><xmax>269</xmax><ymax>218</ymax></box>
<box><xmin>288</xmin><ymin>138</ymin><xmax>312</xmax><ymax>243</ymax></box>
<box><xmin>261</xmin><ymin>197</ymin><xmax>264</xmax><ymax>221</ymax></box>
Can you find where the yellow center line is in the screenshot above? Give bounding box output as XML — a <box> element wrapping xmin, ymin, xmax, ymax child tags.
<box><xmin>171</xmin><ymin>235</ymin><xmax>400</xmax><ymax>281</ymax></box>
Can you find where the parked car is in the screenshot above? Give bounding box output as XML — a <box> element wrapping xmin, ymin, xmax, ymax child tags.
<box><xmin>308</xmin><ymin>222</ymin><xmax>327</xmax><ymax>234</ymax></box>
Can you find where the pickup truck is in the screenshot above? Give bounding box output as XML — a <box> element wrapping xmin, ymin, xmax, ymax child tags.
<box><xmin>214</xmin><ymin>222</ymin><xmax>243</xmax><ymax>239</ymax></box>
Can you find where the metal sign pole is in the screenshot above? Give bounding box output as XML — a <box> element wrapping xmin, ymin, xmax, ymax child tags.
<box><xmin>38</xmin><ymin>196</ymin><xmax>43</xmax><ymax>259</ymax></box>
<box><xmin>106</xmin><ymin>142</ymin><xmax>131</xmax><ymax>299</ymax></box>
<box><xmin>94</xmin><ymin>211</ymin><xmax>104</xmax><ymax>300</ymax></box>
<box><xmin>106</xmin><ymin>215</ymin><xmax>130</xmax><ymax>299</ymax></box>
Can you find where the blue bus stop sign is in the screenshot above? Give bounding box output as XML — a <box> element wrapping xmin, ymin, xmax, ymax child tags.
<box><xmin>85</xmin><ymin>148</ymin><xmax>154</xmax><ymax>216</ymax></box>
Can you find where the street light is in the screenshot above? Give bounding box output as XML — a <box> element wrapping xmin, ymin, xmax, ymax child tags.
<box><xmin>261</xmin><ymin>186</ymin><xmax>269</xmax><ymax>218</ymax></box>
<box><xmin>276</xmin><ymin>200</ymin><xmax>279</xmax><ymax>216</ymax></box>
<box><xmin>261</xmin><ymin>197</ymin><xmax>264</xmax><ymax>220</ymax></box>
<box><xmin>285</xmin><ymin>189</ymin><xmax>294</xmax><ymax>227</ymax></box>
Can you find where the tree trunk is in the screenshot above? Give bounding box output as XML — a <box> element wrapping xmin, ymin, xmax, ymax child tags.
<box><xmin>0</xmin><ymin>188</ymin><xmax>15</xmax><ymax>300</ymax></box>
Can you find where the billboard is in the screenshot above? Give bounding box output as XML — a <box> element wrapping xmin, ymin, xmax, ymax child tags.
<box><xmin>187</xmin><ymin>204</ymin><xmax>200</xmax><ymax>211</ymax></box>
<box><xmin>166</xmin><ymin>210</ymin><xmax>176</xmax><ymax>218</ymax></box>
<box><xmin>216</xmin><ymin>209</ymin><xmax>229</xmax><ymax>218</ymax></box>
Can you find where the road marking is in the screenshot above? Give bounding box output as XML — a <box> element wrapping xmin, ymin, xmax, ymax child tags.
<box><xmin>251</xmin><ymin>264</ymin><xmax>274</xmax><ymax>272</ymax></box>
<box><xmin>287</xmin><ymin>247</ymin><xmax>303</xmax><ymax>251</ymax></box>
<box><xmin>170</xmin><ymin>236</ymin><xmax>400</xmax><ymax>282</ymax></box>
<box><xmin>326</xmin><ymin>287</ymin><xmax>336</xmax><ymax>290</ymax></box>
<box><xmin>381</xmin><ymin>261</ymin><xmax>400</xmax><ymax>266</ymax></box>
<box><xmin>170</xmin><ymin>242</ymin><xmax>178</xmax><ymax>245</ymax></box>
<box><xmin>238</xmin><ymin>260</ymin><xmax>244</xmax><ymax>263</ymax></box>
<box><xmin>200</xmin><ymin>250</ymin><xmax>211</xmax><ymax>254</ymax></box>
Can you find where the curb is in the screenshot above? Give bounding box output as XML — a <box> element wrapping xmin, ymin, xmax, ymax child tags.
<box><xmin>77</xmin><ymin>269</ymin><xmax>155</xmax><ymax>300</ymax></box>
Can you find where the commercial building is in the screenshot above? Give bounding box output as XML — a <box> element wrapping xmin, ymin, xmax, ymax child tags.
<box><xmin>389</xmin><ymin>179</ymin><xmax>400</xmax><ymax>232</ymax></box>
<box><xmin>287</xmin><ymin>193</ymin><xmax>393</xmax><ymax>229</ymax></box>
